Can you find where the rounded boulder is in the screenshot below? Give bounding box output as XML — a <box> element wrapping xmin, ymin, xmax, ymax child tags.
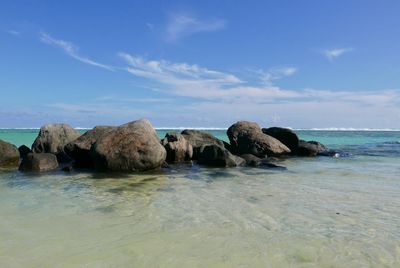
<box><xmin>227</xmin><ymin>121</ymin><xmax>290</xmax><ymax>157</ymax></box>
<box><xmin>91</xmin><ymin>119</ymin><xmax>166</xmax><ymax>172</ymax></box>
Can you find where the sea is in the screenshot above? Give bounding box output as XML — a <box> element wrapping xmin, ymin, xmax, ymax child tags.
<box><xmin>0</xmin><ymin>128</ymin><xmax>399</xmax><ymax>267</ymax></box>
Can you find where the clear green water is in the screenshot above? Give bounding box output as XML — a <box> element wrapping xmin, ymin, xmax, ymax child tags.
<box><xmin>1</xmin><ymin>129</ymin><xmax>400</xmax><ymax>267</ymax></box>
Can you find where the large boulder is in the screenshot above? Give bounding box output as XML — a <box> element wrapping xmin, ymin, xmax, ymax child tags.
<box><xmin>161</xmin><ymin>132</ymin><xmax>193</xmax><ymax>163</ymax></box>
<box><xmin>181</xmin><ymin>129</ymin><xmax>225</xmax><ymax>159</ymax></box>
<box><xmin>296</xmin><ymin>140</ymin><xmax>328</xmax><ymax>156</ymax></box>
<box><xmin>262</xmin><ymin>127</ymin><xmax>299</xmax><ymax>152</ymax></box>
<box><xmin>0</xmin><ymin>140</ymin><xmax>20</xmax><ymax>169</ymax></box>
<box><xmin>65</xmin><ymin>126</ymin><xmax>114</xmax><ymax>167</ymax></box>
<box><xmin>227</xmin><ymin>121</ymin><xmax>290</xmax><ymax>157</ymax></box>
<box><xmin>19</xmin><ymin>153</ymin><xmax>59</xmax><ymax>172</ymax></box>
<box><xmin>31</xmin><ymin>124</ymin><xmax>81</xmax><ymax>159</ymax></box>
<box><xmin>91</xmin><ymin>119</ymin><xmax>166</xmax><ymax>172</ymax></box>
<box><xmin>197</xmin><ymin>144</ymin><xmax>245</xmax><ymax>167</ymax></box>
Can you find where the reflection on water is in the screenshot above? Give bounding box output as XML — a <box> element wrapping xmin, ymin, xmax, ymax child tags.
<box><xmin>1</xmin><ymin>153</ymin><xmax>400</xmax><ymax>267</ymax></box>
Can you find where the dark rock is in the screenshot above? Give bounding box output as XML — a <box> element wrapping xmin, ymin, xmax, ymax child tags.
<box><xmin>262</xmin><ymin>127</ymin><xmax>299</xmax><ymax>152</ymax></box>
<box><xmin>0</xmin><ymin>140</ymin><xmax>20</xmax><ymax>169</ymax></box>
<box><xmin>240</xmin><ymin>154</ymin><xmax>286</xmax><ymax>169</ymax></box>
<box><xmin>91</xmin><ymin>119</ymin><xmax>166</xmax><ymax>172</ymax></box>
<box><xmin>31</xmin><ymin>124</ymin><xmax>81</xmax><ymax>162</ymax></box>
<box><xmin>18</xmin><ymin>145</ymin><xmax>31</xmax><ymax>159</ymax></box>
<box><xmin>19</xmin><ymin>153</ymin><xmax>59</xmax><ymax>172</ymax></box>
<box><xmin>240</xmin><ymin>154</ymin><xmax>263</xmax><ymax>167</ymax></box>
<box><xmin>65</xmin><ymin>126</ymin><xmax>114</xmax><ymax>167</ymax></box>
<box><xmin>222</xmin><ymin>141</ymin><xmax>233</xmax><ymax>153</ymax></box>
<box><xmin>62</xmin><ymin>165</ymin><xmax>73</xmax><ymax>172</ymax></box>
<box><xmin>161</xmin><ymin>132</ymin><xmax>193</xmax><ymax>163</ymax></box>
<box><xmin>227</xmin><ymin>121</ymin><xmax>290</xmax><ymax>157</ymax></box>
<box><xmin>297</xmin><ymin>140</ymin><xmax>328</xmax><ymax>156</ymax></box>
<box><xmin>197</xmin><ymin>144</ymin><xmax>245</xmax><ymax>167</ymax></box>
<box><xmin>181</xmin><ymin>129</ymin><xmax>225</xmax><ymax>159</ymax></box>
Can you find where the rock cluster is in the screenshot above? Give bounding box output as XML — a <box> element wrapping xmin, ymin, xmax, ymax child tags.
<box><xmin>1</xmin><ymin>119</ymin><xmax>333</xmax><ymax>173</ymax></box>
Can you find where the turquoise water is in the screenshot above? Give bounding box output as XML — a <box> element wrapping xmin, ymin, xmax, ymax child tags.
<box><xmin>1</xmin><ymin>128</ymin><xmax>399</xmax><ymax>148</ymax></box>
<box><xmin>1</xmin><ymin>129</ymin><xmax>400</xmax><ymax>267</ymax></box>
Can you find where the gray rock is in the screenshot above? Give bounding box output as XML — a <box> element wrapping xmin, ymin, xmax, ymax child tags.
<box><xmin>0</xmin><ymin>140</ymin><xmax>20</xmax><ymax>169</ymax></box>
<box><xmin>91</xmin><ymin>119</ymin><xmax>166</xmax><ymax>172</ymax></box>
<box><xmin>227</xmin><ymin>121</ymin><xmax>291</xmax><ymax>157</ymax></box>
<box><xmin>19</xmin><ymin>153</ymin><xmax>59</xmax><ymax>172</ymax></box>
<box><xmin>65</xmin><ymin>126</ymin><xmax>114</xmax><ymax>167</ymax></box>
<box><xmin>31</xmin><ymin>124</ymin><xmax>81</xmax><ymax>160</ymax></box>
<box><xmin>262</xmin><ymin>127</ymin><xmax>299</xmax><ymax>152</ymax></box>
<box><xmin>297</xmin><ymin>140</ymin><xmax>328</xmax><ymax>156</ymax></box>
<box><xmin>181</xmin><ymin>129</ymin><xmax>225</xmax><ymax>159</ymax></box>
<box><xmin>240</xmin><ymin>154</ymin><xmax>263</xmax><ymax>167</ymax></box>
<box><xmin>18</xmin><ymin>145</ymin><xmax>32</xmax><ymax>159</ymax></box>
<box><xmin>197</xmin><ymin>144</ymin><xmax>245</xmax><ymax>167</ymax></box>
<box><xmin>240</xmin><ymin>154</ymin><xmax>286</xmax><ymax>169</ymax></box>
<box><xmin>161</xmin><ymin>132</ymin><xmax>193</xmax><ymax>163</ymax></box>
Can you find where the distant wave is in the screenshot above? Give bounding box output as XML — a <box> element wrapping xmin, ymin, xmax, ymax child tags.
<box><xmin>1</xmin><ymin>127</ymin><xmax>400</xmax><ymax>132</ymax></box>
<box><xmin>296</xmin><ymin>128</ymin><xmax>400</xmax><ymax>131</ymax></box>
<box><xmin>155</xmin><ymin>127</ymin><xmax>227</xmax><ymax>130</ymax></box>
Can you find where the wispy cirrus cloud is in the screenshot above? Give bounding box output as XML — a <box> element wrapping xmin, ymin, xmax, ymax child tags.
<box><xmin>165</xmin><ymin>13</ymin><xmax>226</xmax><ymax>42</ymax></box>
<box><xmin>255</xmin><ymin>67</ymin><xmax>298</xmax><ymax>86</ymax></box>
<box><xmin>31</xmin><ymin>33</ymin><xmax>400</xmax><ymax>127</ymax></box>
<box><xmin>322</xmin><ymin>47</ymin><xmax>353</xmax><ymax>61</ymax></box>
<box><xmin>119</xmin><ymin>52</ymin><xmax>302</xmax><ymax>100</ymax></box>
<box><xmin>7</xmin><ymin>30</ymin><xmax>21</xmax><ymax>36</ymax></box>
<box><xmin>40</xmin><ymin>32</ymin><xmax>114</xmax><ymax>71</ymax></box>
<box><xmin>119</xmin><ymin>53</ymin><xmax>400</xmax><ymax>109</ymax></box>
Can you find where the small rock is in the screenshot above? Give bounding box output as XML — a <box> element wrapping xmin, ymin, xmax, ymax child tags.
<box><xmin>19</xmin><ymin>153</ymin><xmax>59</xmax><ymax>172</ymax></box>
<box><xmin>181</xmin><ymin>129</ymin><xmax>225</xmax><ymax>159</ymax></box>
<box><xmin>161</xmin><ymin>132</ymin><xmax>193</xmax><ymax>163</ymax></box>
<box><xmin>262</xmin><ymin>127</ymin><xmax>299</xmax><ymax>152</ymax></box>
<box><xmin>296</xmin><ymin>140</ymin><xmax>328</xmax><ymax>156</ymax></box>
<box><xmin>198</xmin><ymin>144</ymin><xmax>245</xmax><ymax>167</ymax></box>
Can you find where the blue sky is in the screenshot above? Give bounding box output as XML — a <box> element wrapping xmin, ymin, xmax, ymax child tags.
<box><xmin>1</xmin><ymin>0</ymin><xmax>400</xmax><ymax>128</ymax></box>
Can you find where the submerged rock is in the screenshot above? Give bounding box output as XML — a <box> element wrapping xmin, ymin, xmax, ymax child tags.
<box><xmin>19</xmin><ymin>153</ymin><xmax>59</xmax><ymax>172</ymax></box>
<box><xmin>262</xmin><ymin>127</ymin><xmax>299</xmax><ymax>152</ymax></box>
<box><xmin>161</xmin><ymin>132</ymin><xmax>193</xmax><ymax>163</ymax></box>
<box><xmin>197</xmin><ymin>144</ymin><xmax>245</xmax><ymax>167</ymax></box>
<box><xmin>0</xmin><ymin>140</ymin><xmax>20</xmax><ymax>169</ymax></box>
<box><xmin>181</xmin><ymin>129</ymin><xmax>225</xmax><ymax>159</ymax></box>
<box><xmin>296</xmin><ymin>140</ymin><xmax>328</xmax><ymax>156</ymax></box>
<box><xmin>227</xmin><ymin>121</ymin><xmax>291</xmax><ymax>157</ymax></box>
<box><xmin>91</xmin><ymin>119</ymin><xmax>166</xmax><ymax>172</ymax></box>
<box><xmin>31</xmin><ymin>124</ymin><xmax>81</xmax><ymax>162</ymax></box>
<box><xmin>240</xmin><ymin>154</ymin><xmax>286</xmax><ymax>169</ymax></box>
<box><xmin>65</xmin><ymin>126</ymin><xmax>115</xmax><ymax>167</ymax></box>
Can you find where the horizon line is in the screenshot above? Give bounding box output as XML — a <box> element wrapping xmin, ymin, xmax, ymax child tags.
<box><xmin>1</xmin><ymin>127</ymin><xmax>400</xmax><ymax>132</ymax></box>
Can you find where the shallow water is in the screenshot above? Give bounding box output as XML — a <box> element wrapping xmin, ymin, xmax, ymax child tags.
<box><xmin>0</xmin><ymin>130</ymin><xmax>400</xmax><ymax>267</ymax></box>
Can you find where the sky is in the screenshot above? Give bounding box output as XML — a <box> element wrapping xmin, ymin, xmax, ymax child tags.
<box><xmin>1</xmin><ymin>0</ymin><xmax>400</xmax><ymax>128</ymax></box>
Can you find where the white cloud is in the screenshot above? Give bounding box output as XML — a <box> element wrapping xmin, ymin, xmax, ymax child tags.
<box><xmin>117</xmin><ymin>53</ymin><xmax>400</xmax><ymax>127</ymax></box>
<box><xmin>7</xmin><ymin>30</ymin><xmax>20</xmax><ymax>36</ymax></box>
<box><xmin>40</xmin><ymin>32</ymin><xmax>114</xmax><ymax>71</ymax></box>
<box><xmin>165</xmin><ymin>13</ymin><xmax>226</xmax><ymax>42</ymax></box>
<box><xmin>322</xmin><ymin>47</ymin><xmax>353</xmax><ymax>61</ymax></box>
<box><xmin>119</xmin><ymin>53</ymin><xmax>400</xmax><ymax>105</ymax></box>
<box><xmin>256</xmin><ymin>67</ymin><xmax>298</xmax><ymax>86</ymax></box>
